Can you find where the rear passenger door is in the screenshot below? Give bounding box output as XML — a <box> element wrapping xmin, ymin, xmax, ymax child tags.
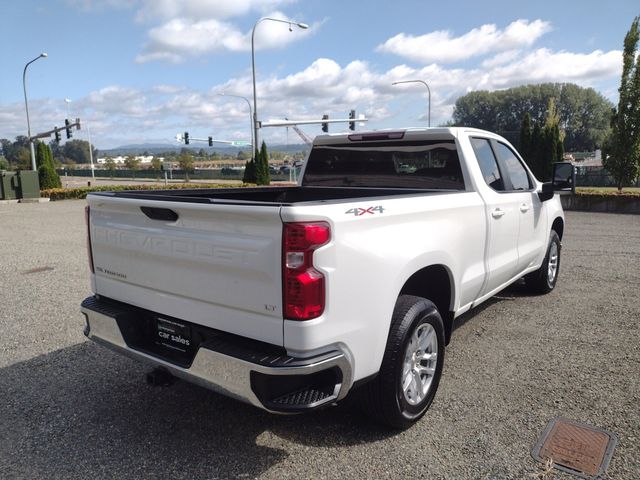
<box><xmin>493</xmin><ymin>141</ymin><xmax>547</xmax><ymax>273</ymax></box>
<box><xmin>470</xmin><ymin>137</ymin><xmax>520</xmax><ymax>293</ymax></box>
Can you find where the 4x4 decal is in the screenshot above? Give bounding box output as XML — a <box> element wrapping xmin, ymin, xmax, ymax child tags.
<box><xmin>345</xmin><ymin>206</ymin><xmax>385</xmax><ymax>216</ymax></box>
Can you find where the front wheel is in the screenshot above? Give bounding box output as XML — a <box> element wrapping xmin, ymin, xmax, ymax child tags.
<box><xmin>363</xmin><ymin>295</ymin><xmax>445</xmax><ymax>429</ymax></box>
<box><xmin>524</xmin><ymin>230</ymin><xmax>561</xmax><ymax>294</ymax></box>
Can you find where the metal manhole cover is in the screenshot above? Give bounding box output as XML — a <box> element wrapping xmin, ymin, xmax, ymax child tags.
<box><xmin>532</xmin><ymin>417</ymin><xmax>617</xmax><ymax>479</ymax></box>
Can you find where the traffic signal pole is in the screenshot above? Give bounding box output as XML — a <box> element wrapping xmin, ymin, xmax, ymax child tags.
<box><xmin>30</xmin><ymin>119</ymin><xmax>81</xmax><ymax>141</ymax></box>
<box><xmin>176</xmin><ymin>133</ymin><xmax>252</xmax><ymax>147</ymax></box>
<box><xmin>260</xmin><ymin>115</ymin><xmax>367</xmax><ymax>129</ymax></box>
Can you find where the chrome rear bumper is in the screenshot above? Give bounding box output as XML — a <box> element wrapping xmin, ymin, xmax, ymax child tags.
<box><xmin>81</xmin><ymin>296</ymin><xmax>353</xmax><ymax>412</ymax></box>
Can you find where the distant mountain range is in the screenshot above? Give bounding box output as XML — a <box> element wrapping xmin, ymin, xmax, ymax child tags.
<box><xmin>99</xmin><ymin>143</ymin><xmax>309</xmax><ymax>156</ymax></box>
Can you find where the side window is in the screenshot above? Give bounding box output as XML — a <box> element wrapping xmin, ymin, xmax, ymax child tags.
<box><xmin>496</xmin><ymin>143</ymin><xmax>532</xmax><ymax>191</ymax></box>
<box><xmin>470</xmin><ymin>137</ymin><xmax>504</xmax><ymax>191</ymax></box>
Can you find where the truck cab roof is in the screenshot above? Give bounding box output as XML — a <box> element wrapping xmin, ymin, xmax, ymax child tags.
<box><xmin>312</xmin><ymin>127</ymin><xmax>503</xmax><ymax>146</ymax></box>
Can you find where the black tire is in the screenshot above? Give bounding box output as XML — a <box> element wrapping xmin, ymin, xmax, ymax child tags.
<box><xmin>524</xmin><ymin>230</ymin><xmax>561</xmax><ymax>294</ymax></box>
<box><xmin>363</xmin><ymin>295</ymin><xmax>445</xmax><ymax>429</ymax></box>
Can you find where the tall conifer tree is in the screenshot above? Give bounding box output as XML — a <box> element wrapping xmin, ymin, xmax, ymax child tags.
<box><xmin>603</xmin><ymin>17</ymin><xmax>640</xmax><ymax>191</ymax></box>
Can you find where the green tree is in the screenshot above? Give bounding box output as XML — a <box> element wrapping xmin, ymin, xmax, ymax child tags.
<box><xmin>529</xmin><ymin>122</ymin><xmax>544</xmax><ymax>179</ymax></box>
<box><xmin>603</xmin><ymin>17</ymin><xmax>640</xmax><ymax>191</ymax></box>
<box><xmin>62</xmin><ymin>139</ymin><xmax>95</xmax><ymax>164</ymax></box>
<box><xmin>542</xmin><ymin>98</ymin><xmax>564</xmax><ymax>180</ymax></box>
<box><xmin>452</xmin><ymin>90</ymin><xmax>499</xmax><ymax>131</ymax></box>
<box><xmin>178</xmin><ymin>151</ymin><xmax>195</xmax><ymax>182</ymax></box>
<box><xmin>518</xmin><ymin>112</ymin><xmax>533</xmax><ymax>161</ymax></box>
<box><xmin>49</xmin><ymin>140</ymin><xmax>63</xmax><ymax>163</ymax></box>
<box><xmin>151</xmin><ymin>157</ymin><xmax>162</xmax><ymax>171</ymax></box>
<box><xmin>124</xmin><ymin>156</ymin><xmax>140</xmax><ymax>178</ymax></box>
<box><xmin>0</xmin><ymin>156</ymin><xmax>8</xmax><ymax>170</ymax></box>
<box><xmin>243</xmin><ymin>158</ymin><xmax>257</xmax><ymax>183</ymax></box>
<box><xmin>255</xmin><ymin>141</ymin><xmax>271</xmax><ymax>186</ymax></box>
<box><xmin>151</xmin><ymin>157</ymin><xmax>162</xmax><ymax>180</ymax></box>
<box><xmin>35</xmin><ymin>142</ymin><xmax>61</xmax><ymax>189</ymax></box>
<box><xmin>1</xmin><ymin>137</ymin><xmax>30</xmax><ymax>169</ymax></box>
<box><xmin>525</xmin><ymin>99</ymin><xmax>565</xmax><ymax>181</ymax></box>
<box><xmin>452</xmin><ymin>83</ymin><xmax>612</xmax><ymax>151</ymax></box>
<box><xmin>105</xmin><ymin>158</ymin><xmax>117</xmax><ymax>179</ymax></box>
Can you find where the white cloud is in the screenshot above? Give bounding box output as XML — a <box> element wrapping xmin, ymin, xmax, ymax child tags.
<box><xmin>0</xmin><ymin>43</ymin><xmax>622</xmax><ymax>148</ymax></box>
<box><xmin>486</xmin><ymin>48</ymin><xmax>622</xmax><ymax>88</ymax></box>
<box><xmin>135</xmin><ymin>18</ymin><xmax>245</xmax><ymax>62</ymax></box>
<box><xmin>135</xmin><ymin>0</ymin><xmax>296</xmax><ymax>22</ymax></box>
<box><xmin>481</xmin><ymin>50</ymin><xmax>522</xmax><ymax>69</ymax></box>
<box><xmin>66</xmin><ymin>0</ymin><xmax>137</xmax><ymax>11</ymax></box>
<box><xmin>151</xmin><ymin>84</ymin><xmax>187</xmax><ymax>95</ymax></box>
<box><xmin>376</xmin><ymin>19</ymin><xmax>551</xmax><ymax>64</ymax></box>
<box><xmin>136</xmin><ymin>12</ymin><xmax>318</xmax><ymax>63</ymax></box>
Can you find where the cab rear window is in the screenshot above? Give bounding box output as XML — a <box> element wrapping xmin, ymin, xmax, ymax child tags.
<box><xmin>302</xmin><ymin>140</ymin><xmax>465</xmax><ymax>190</ymax></box>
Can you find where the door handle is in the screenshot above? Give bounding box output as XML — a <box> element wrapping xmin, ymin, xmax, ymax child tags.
<box><xmin>491</xmin><ymin>208</ymin><xmax>505</xmax><ymax>219</ymax></box>
<box><xmin>519</xmin><ymin>203</ymin><xmax>530</xmax><ymax>213</ymax></box>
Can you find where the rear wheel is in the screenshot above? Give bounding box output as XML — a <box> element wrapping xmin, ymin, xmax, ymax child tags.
<box><xmin>524</xmin><ymin>230</ymin><xmax>561</xmax><ymax>294</ymax></box>
<box><xmin>363</xmin><ymin>295</ymin><xmax>445</xmax><ymax>429</ymax></box>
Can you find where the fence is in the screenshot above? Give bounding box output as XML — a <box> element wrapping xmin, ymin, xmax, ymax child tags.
<box><xmin>57</xmin><ymin>167</ymin><xmax>299</xmax><ymax>183</ymax></box>
<box><xmin>58</xmin><ymin>166</ymin><xmax>636</xmax><ymax>188</ymax></box>
<box><xmin>575</xmin><ymin>166</ymin><xmax>640</xmax><ymax>188</ymax></box>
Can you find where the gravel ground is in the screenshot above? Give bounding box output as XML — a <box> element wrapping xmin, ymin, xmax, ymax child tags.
<box><xmin>0</xmin><ymin>201</ymin><xmax>638</xmax><ymax>479</ymax></box>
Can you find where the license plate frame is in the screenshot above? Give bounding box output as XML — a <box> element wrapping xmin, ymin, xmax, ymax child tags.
<box><xmin>155</xmin><ymin>316</ymin><xmax>192</xmax><ymax>354</ymax></box>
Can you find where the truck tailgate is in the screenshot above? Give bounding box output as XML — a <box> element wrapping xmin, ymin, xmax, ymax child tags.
<box><xmin>87</xmin><ymin>195</ymin><xmax>284</xmax><ymax>346</ymax></box>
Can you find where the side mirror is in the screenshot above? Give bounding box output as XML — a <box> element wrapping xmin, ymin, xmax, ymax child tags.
<box><xmin>552</xmin><ymin>162</ymin><xmax>575</xmax><ymax>194</ymax></box>
<box><xmin>538</xmin><ymin>182</ymin><xmax>554</xmax><ymax>202</ymax></box>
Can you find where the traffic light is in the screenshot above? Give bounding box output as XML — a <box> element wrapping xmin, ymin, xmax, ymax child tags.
<box><xmin>208</xmin><ymin>136</ymin><xmax>213</xmax><ymax>147</ymax></box>
<box><xmin>65</xmin><ymin>119</ymin><xmax>72</xmax><ymax>139</ymax></box>
<box><xmin>54</xmin><ymin>128</ymin><xmax>61</xmax><ymax>143</ymax></box>
<box><xmin>321</xmin><ymin>114</ymin><xmax>329</xmax><ymax>133</ymax></box>
<box><xmin>184</xmin><ymin>131</ymin><xmax>189</xmax><ymax>144</ymax></box>
<box><xmin>349</xmin><ymin>110</ymin><xmax>356</xmax><ymax>131</ymax></box>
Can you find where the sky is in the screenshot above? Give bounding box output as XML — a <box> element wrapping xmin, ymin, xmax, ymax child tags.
<box><xmin>1</xmin><ymin>0</ymin><xmax>638</xmax><ymax>150</ymax></box>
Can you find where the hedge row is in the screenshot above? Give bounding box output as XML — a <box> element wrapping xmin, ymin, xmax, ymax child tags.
<box><xmin>575</xmin><ymin>187</ymin><xmax>640</xmax><ymax>197</ymax></box>
<box><xmin>41</xmin><ymin>183</ymin><xmax>254</xmax><ymax>201</ymax></box>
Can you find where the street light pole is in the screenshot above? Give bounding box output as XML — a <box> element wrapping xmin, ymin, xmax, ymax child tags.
<box><xmin>219</xmin><ymin>93</ymin><xmax>254</xmax><ymax>150</ymax></box>
<box><xmin>23</xmin><ymin>52</ymin><xmax>48</xmax><ymax>171</ymax></box>
<box><xmin>392</xmin><ymin>79</ymin><xmax>431</xmax><ymax>127</ymax></box>
<box><xmin>251</xmin><ymin>17</ymin><xmax>308</xmax><ymax>159</ymax></box>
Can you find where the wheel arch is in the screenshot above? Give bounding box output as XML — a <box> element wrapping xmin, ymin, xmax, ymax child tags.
<box><xmin>398</xmin><ymin>264</ymin><xmax>455</xmax><ymax>345</ymax></box>
<box><xmin>551</xmin><ymin>216</ymin><xmax>564</xmax><ymax>240</ymax></box>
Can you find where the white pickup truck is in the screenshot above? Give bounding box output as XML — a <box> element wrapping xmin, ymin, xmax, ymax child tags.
<box><xmin>81</xmin><ymin>127</ymin><xmax>572</xmax><ymax>428</ymax></box>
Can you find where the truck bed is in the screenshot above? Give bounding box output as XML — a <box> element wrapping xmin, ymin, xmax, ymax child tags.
<box><xmin>92</xmin><ymin>186</ymin><xmax>448</xmax><ymax>206</ymax></box>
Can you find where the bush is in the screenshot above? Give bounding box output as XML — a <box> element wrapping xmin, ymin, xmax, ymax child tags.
<box><xmin>243</xmin><ymin>159</ymin><xmax>257</xmax><ymax>183</ymax></box>
<box><xmin>38</xmin><ymin>164</ymin><xmax>62</xmax><ymax>189</ymax></box>
<box><xmin>40</xmin><ymin>182</ymin><xmax>255</xmax><ymax>201</ymax></box>
<box><xmin>575</xmin><ymin>187</ymin><xmax>640</xmax><ymax>197</ymax></box>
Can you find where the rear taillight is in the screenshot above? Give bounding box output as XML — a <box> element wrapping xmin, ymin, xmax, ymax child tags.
<box><xmin>283</xmin><ymin>222</ymin><xmax>330</xmax><ymax>320</ymax></box>
<box><xmin>84</xmin><ymin>205</ymin><xmax>95</xmax><ymax>273</ymax></box>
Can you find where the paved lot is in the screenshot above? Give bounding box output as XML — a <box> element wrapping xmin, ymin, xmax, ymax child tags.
<box><xmin>0</xmin><ymin>201</ymin><xmax>638</xmax><ymax>479</ymax></box>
